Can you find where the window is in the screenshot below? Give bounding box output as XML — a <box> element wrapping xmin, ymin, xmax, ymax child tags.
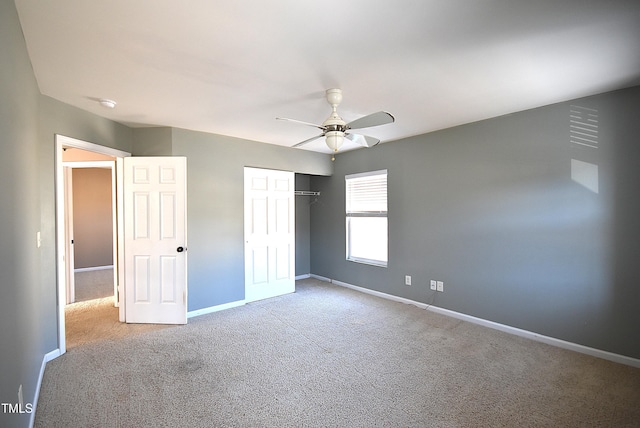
<box><xmin>346</xmin><ymin>170</ymin><xmax>388</xmax><ymax>267</ymax></box>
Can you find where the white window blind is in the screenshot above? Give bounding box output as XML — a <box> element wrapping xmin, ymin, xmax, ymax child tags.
<box><xmin>345</xmin><ymin>170</ymin><xmax>388</xmax><ymax>267</ymax></box>
<box><xmin>346</xmin><ymin>170</ymin><xmax>387</xmax><ymax>214</ymax></box>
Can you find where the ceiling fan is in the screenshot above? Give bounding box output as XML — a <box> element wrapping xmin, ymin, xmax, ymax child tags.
<box><xmin>277</xmin><ymin>89</ymin><xmax>395</xmax><ymax>159</ymax></box>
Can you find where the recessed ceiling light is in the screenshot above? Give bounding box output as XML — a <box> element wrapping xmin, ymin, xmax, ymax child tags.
<box><xmin>98</xmin><ymin>98</ymin><xmax>116</xmax><ymax>109</ymax></box>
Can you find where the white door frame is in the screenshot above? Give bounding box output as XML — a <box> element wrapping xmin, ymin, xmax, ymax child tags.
<box><xmin>55</xmin><ymin>134</ymin><xmax>130</xmax><ymax>355</ymax></box>
<box><xmin>63</xmin><ymin>166</ymin><xmax>75</xmax><ymax>304</ymax></box>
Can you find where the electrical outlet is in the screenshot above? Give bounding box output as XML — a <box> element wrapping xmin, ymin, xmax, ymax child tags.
<box><xmin>405</xmin><ymin>275</ymin><xmax>412</xmax><ymax>286</ymax></box>
<box><xmin>436</xmin><ymin>281</ymin><xmax>444</xmax><ymax>292</ymax></box>
<box><xmin>430</xmin><ymin>280</ymin><xmax>437</xmax><ymax>290</ymax></box>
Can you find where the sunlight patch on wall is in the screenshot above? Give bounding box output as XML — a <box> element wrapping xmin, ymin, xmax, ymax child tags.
<box><xmin>571</xmin><ymin>159</ymin><xmax>599</xmax><ymax>193</ymax></box>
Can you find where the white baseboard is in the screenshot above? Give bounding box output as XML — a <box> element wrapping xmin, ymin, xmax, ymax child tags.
<box><xmin>188</xmin><ymin>276</ymin><xmax>313</xmax><ymax>318</ymax></box>
<box><xmin>74</xmin><ymin>265</ymin><xmax>113</xmax><ymax>273</ymax></box>
<box><xmin>310</xmin><ymin>273</ymin><xmax>331</xmax><ymax>283</ymax></box>
<box><xmin>324</xmin><ymin>277</ymin><xmax>640</xmax><ymax>369</ymax></box>
<box><xmin>30</xmin><ymin>349</ymin><xmax>61</xmax><ymax>428</ymax></box>
<box><xmin>187</xmin><ymin>300</ymin><xmax>245</xmax><ymax>318</ymax></box>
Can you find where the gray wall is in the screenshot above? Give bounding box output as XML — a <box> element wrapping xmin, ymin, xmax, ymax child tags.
<box><xmin>131</xmin><ymin>127</ymin><xmax>173</xmax><ymax>155</ymax></box>
<box><xmin>310</xmin><ymin>85</ymin><xmax>640</xmax><ymax>360</ymax></box>
<box><xmin>133</xmin><ymin>127</ymin><xmax>332</xmax><ymax>311</ymax></box>
<box><xmin>0</xmin><ymin>1</ymin><xmax>43</xmax><ymax>426</ymax></box>
<box><xmin>1</xmin><ymin>3</ymin><xmax>132</xmax><ymax>425</ymax></box>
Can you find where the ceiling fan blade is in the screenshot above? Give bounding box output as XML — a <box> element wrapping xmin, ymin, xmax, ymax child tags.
<box><xmin>345</xmin><ymin>133</ymin><xmax>381</xmax><ymax>148</ymax></box>
<box><xmin>276</xmin><ymin>117</ymin><xmax>326</xmax><ymax>131</ymax></box>
<box><xmin>346</xmin><ymin>111</ymin><xmax>395</xmax><ymax>130</ymax></box>
<box><xmin>292</xmin><ymin>133</ymin><xmax>325</xmax><ymax>148</ymax></box>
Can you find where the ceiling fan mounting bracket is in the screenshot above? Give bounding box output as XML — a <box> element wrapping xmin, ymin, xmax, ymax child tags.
<box><xmin>326</xmin><ymin>88</ymin><xmax>343</xmax><ymax>110</ymax></box>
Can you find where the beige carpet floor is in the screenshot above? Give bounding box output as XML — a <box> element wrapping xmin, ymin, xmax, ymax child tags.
<box><xmin>36</xmin><ymin>278</ymin><xmax>640</xmax><ymax>427</ymax></box>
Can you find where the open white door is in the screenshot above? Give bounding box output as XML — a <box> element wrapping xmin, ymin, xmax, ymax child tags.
<box><xmin>123</xmin><ymin>157</ymin><xmax>187</xmax><ymax>324</ymax></box>
<box><xmin>244</xmin><ymin>167</ymin><xmax>295</xmax><ymax>302</ymax></box>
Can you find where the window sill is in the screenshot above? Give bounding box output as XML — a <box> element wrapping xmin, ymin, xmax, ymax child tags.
<box><xmin>347</xmin><ymin>257</ymin><xmax>388</xmax><ymax>268</ymax></box>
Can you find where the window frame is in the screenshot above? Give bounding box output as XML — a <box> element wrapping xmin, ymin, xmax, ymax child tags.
<box><xmin>345</xmin><ymin>169</ymin><xmax>388</xmax><ymax>267</ymax></box>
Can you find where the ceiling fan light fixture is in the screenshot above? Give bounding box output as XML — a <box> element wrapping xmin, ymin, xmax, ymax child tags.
<box><xmin>325</xmin><ymin>131</ymin><xmax>344</xmax><ymax>152</ymax></box>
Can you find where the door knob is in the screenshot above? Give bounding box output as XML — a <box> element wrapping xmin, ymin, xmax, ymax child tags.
<box><xmin>177</xmin><ymin>246</ymin><xmax>185</xmax><ymax>253</ymax></box>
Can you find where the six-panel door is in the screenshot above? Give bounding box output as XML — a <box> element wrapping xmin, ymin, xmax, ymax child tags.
<box><xmin>124</xmin><ymin>157</ymin><xmax>187</xmax><ymax>324</ymax></box>
<box><xmin>244</xmin><ymin>167</ymin><xmax>295</xmax><ymax>302</ymax></box>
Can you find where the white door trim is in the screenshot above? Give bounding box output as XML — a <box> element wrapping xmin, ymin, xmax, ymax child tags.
<box><xmin>116</xmin><ymin>157</ymin><xmax>125</xmax><ymax>322</ymax></box>
<box><xmin>54</xmin><ymin>134</ymin><xmax>130</xmax><ymax>355</ymax></box>
<box><xmin>63</xmin><ymin>166</ymin><xmax>75</xmax><ymax>304</ymax></box>
<box><xmin>62</xmin><ymin>161</ymin><xmax>115</xmax><ymax>168</ymax></box>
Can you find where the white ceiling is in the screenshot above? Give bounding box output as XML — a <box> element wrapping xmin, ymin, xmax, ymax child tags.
<box><xmin>15</xmin><ymin>0</ymin><xmax>640</xmax><ymax>153</ymax></box>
